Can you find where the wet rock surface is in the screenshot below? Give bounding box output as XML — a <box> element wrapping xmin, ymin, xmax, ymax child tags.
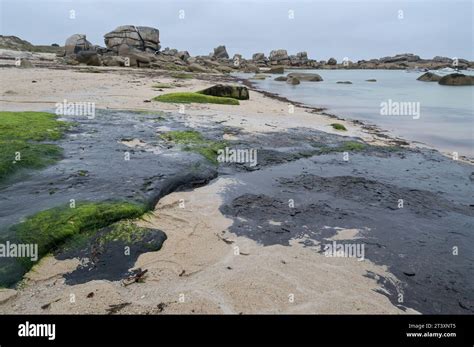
<box><xmin>0</xmin><ymin>110</ymin><xmax>217</xmax><ymax>229</ymax></box>
<box><xmin>438</xmin><ymin>73</ymin><xmax>474</xmax><ymax>86</ymax></box>
<box><xmin>219</xmin><ymin>130</ymin><xmax>474</xmax><ymax>314</ymax></box>
<box><xmin>58</xmin><ymin>222</ymin><xmax>167</xmax><ymax>285</ymax></box>
<box><xmin>0</xmin><ymin>109</ymin><xmax>217</xmax><ymax>285</ymax></box>
<box><xmin>199</xmin><ymin>84</ymin><xmax>249</xmax><ymax>100</ymax></box>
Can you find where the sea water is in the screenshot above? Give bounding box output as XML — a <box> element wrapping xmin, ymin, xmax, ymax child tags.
<box><xmin>240</xmin><ymin>69</ymin><xmax>474</xmax><ymax>157</ymax></box>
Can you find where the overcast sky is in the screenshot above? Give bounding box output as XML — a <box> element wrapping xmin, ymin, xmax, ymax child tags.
<box><xmin>0</xmin><ymin>0</ymin><xmax>472</xmax><ymax>60</ymax></box>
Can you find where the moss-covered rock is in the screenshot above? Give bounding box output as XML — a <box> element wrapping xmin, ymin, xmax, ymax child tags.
<box><xmin>153</xmin><ymin>92</ymin><xmax>239</xmax><ymax>105</ymax></box>
<box><xmin>198</xmin><ymin>84</ymin><xmax>249</xmax><ymax>100</ymax></box>
<box><xmin>12</xmin><ymin>201</ymin><xmax>146</xmax><ymax>266</ymax></box>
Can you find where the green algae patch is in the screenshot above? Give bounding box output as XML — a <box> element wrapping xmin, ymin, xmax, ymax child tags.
<box><xmin>0</xmin><ymin>111</ymin><xmax>70</xmax><ymax>182</ymax></box>
<box><xmin>330</xmin><ymin>123</ymin><xmax>347</xmax><ymax>131</ymax></box>
<box><xmin>96</xmin><ymin>220</ymin><xmax>161</xmax><ymax>250</ymax></box>
<box><xmin>313</xmin><ymin>140</ymin><xmax>366</xmax><ymax>154</ymax></box>
<box><xmin>340</xmin><ymin>141</ymin><xmax>366</xmax><ymax>151</ymax></box>
<box><xmin>153</xmin><ymin>92</ymin><xmax>239</xmax><ymax>105</ymax></box>
<box><xmin>160</xmin><ymin>130</ymin><xmax>227</xmax><ymax>164</ymax></box>
<box><xmin>11</xmin><ymin>201</ymin><xmax>146</xmax><ymax>270</ymax></box>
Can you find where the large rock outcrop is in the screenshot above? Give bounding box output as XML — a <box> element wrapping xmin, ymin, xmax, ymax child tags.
<box><xmin>269</xmin><ymin>49</ymin><xmax>289</xmax><ymax>65</ymax></box>
<box><xmin>104</xmin><ymin>25</ymin><xmax>160</xmax><ymax>53</ymax></box>
<box><xmin>251</xmin><ymin>52</ymin><xmax>267</xmax><ymax>67</ymax></box>
<box><xmin>75</xmin><ymin>50</ymin><xmax>101</xmax><ymax>66</ymax></box>
<box><xmin>65</xmin><ymin>34</ymin><xmax>92</xmax><ymax>55</ymax></box>
<box><xmin>212</xmin><ymin>45</ymin><xmax>229</xmax><ymax>59</ymax></box>
<box><xmin>252</xmin><ymin>53</ymin><xmax>265</xmax><ymax>61</ymax></box>
<box><xmin>289</xmin><ymin>51</ymin><xmax>309</xmax><ymax>66</ymax></box>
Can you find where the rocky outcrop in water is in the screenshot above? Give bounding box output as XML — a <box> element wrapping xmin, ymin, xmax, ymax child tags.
<box><xmin>353</xmin><ymin>54</ymin><xmax>473</xmax><ymax>70</ymax></box>
<box><xmin>287</xmin><ymin>72</ymin><xmax>323</xmax><ymax>81</ymax></box>
<box><xmin>417</xmin><ymin>72</ymin><xmax>441</xmax><ymax>82</ymax></box>
<box><xmin>287</xmin><ymin>77</ymin><xmax>300</xmax><ymax>85</ymax></box>
<box><xmin>438</xmin><ymin>73</ymin><xmax>474</xmax><ymax>86</ymax></box>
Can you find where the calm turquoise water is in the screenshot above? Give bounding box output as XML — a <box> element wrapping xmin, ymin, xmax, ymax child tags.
<box><xmin>239</xmin><ymin>69</ymin><xmax>474</xmax><ymax>157</ymax></box>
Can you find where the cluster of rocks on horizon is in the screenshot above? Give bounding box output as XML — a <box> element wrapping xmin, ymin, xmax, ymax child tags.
<box><xmin>51</xmin><ymin>25</ymin><xmax>474</xmax><ymax>73</ymax></box>
<box><xmin>2</xmin><ymin>25</ymin><xmax>474</xmax><ymax>86</ymax></box>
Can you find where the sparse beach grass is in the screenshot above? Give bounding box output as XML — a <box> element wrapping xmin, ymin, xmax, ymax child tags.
<box><xmin>0</xmin><ymin>111</ymin><xmax>69</xmax><ymax>182</ymax></box>
<box><xmin>160</xmin><ymin>130</ymin><xmax>227</xmax><ymax>163</ymax></box>
<box><xmin>153</xmin><ymin>92</ymin><xmax>240</xmax><ymax>105</ymax></box>
<box><xmin>330</xmin><ymin>123</ymin><xmax>347</xmax><ymax>131</ymax></box>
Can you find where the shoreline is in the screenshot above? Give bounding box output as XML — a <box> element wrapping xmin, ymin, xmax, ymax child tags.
<box><xmin>1</xmin><ymin>60</ymin><xmax>471</xmax><ymax>162</ymax></box>
<box><xmin>237</xmin><ymin>74</ymin><xmax>474</xmax><ymax>164</ymax></box>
